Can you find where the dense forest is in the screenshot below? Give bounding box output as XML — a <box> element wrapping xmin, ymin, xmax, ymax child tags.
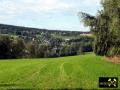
<box><xmin>0</xmin><ymin>24</ymin><xmax>93</xmax><ymax>59</ymax></box>
<box><xmin>79</xmin><ymin>0</ymin><xmax>120</xmax><ymax>56</ymax></box>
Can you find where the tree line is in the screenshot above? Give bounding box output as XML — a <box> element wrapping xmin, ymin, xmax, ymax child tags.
<box><xmin>0</xmin><ymin>34</ymin><xmax>93</xmax><ymax>59</ymax></box>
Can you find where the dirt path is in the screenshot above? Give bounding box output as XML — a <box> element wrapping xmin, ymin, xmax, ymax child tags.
<box><xmin>105</xmin><ymin>56</ymin><xmax>120</xmax><ymax>64</ymax></box>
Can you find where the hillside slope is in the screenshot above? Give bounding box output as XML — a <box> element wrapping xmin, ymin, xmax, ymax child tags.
<box><xmin>0</xmin><ymin>53</ymin><xmax>119</xmax><ymax>89</ymax></box>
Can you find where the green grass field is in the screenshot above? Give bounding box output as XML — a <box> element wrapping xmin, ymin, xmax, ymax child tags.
<box><xmin>0</xmin><ymin>53</ymin><xmax>119</xmax><ymax>89</ymax></box>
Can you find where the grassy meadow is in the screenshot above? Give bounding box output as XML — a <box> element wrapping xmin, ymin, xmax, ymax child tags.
<box><xmin>0</xmin><ymin>53</ymin><xmax>119</xmax><ymax>89</ymax></box>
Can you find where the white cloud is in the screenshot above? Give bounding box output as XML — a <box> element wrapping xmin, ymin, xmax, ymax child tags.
<box><xmin>0</xmin><ymin>0</ymin><xmax>101</xmax><ymax>15</ymax></box>
<box><xmin>0</xmin><ymin>0</ymin><xmax>73</xmax><ymax>15</ymax></box>
<box><xmin>0</xmin><ymin>0</ymin><xmax>76</xmax><ymax>21</ymax></box>
<box><xmin>0</xmin><ymin>0</ymin><xmax>101</xmax><ymax>31</ymax></box>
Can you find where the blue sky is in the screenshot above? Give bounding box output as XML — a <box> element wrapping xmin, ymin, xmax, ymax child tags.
<box><xmin>0</xmin><ymin>0</ymin><xmax>101</xmax><ymax>31</ymax></box>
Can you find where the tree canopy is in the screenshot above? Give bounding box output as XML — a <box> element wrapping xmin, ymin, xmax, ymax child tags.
<box><xmin>79</xmin><ymin>0</ymin><xmax>120</xmax><ymax>56</ymax></box>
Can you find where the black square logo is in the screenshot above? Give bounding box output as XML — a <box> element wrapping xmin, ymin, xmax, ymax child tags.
<box><xmin>99</xmin><ymin>77</ymin><xmax>118</xmax><ymax>88</ymax></box>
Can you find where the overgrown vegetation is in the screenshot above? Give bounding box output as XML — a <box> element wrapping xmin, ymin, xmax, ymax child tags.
<box><xmin>79</xmin><ymin>0</ymin><xmax>120</xmax><ymax>56</ymax></box>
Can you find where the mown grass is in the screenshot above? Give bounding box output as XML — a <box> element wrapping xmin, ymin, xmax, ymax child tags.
<box><xmin>0</xmin><ymin>53</ymin><xmax>119</xmax><ymax>89</ymax></box>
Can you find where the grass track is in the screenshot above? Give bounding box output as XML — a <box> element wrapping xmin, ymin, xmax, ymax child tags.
<box><xmin>0</xmin><ymin>53</ymin><xmax>119</xmax><ymax>89</ymax></box>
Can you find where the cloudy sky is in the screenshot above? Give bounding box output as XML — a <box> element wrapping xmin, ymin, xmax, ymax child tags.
<box><xmin>0</xmin><ymin>0</ymin><xmax>101</xmax><ymax>31</ymax></box>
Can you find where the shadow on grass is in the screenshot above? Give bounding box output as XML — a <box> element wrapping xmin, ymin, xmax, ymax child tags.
<box><xmin>7</xmin><ymin>88</ymin><xmax>83</xmax><ymax>90</ymax></box>
<box><xmin>0</xmin><ymin>83</ymin><xmax>16</xmax><ymax>87</ymax></box>
<box><xmin>0</xmin><ymin>84</ymin><xmax>98</xmax><ymax>90</ymax></box>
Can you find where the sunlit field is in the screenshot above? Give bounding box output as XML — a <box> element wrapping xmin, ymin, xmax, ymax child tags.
<box><xmin>0</xmin><ymin>53</ymin><xmax>119</xmax><ymax>89</ymax></box>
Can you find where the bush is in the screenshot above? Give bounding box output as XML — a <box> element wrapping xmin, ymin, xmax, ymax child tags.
<box><xmin>107</xmin><ymin>47</ymin><xmax>120</xmax><ymax>56</ymax></box>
